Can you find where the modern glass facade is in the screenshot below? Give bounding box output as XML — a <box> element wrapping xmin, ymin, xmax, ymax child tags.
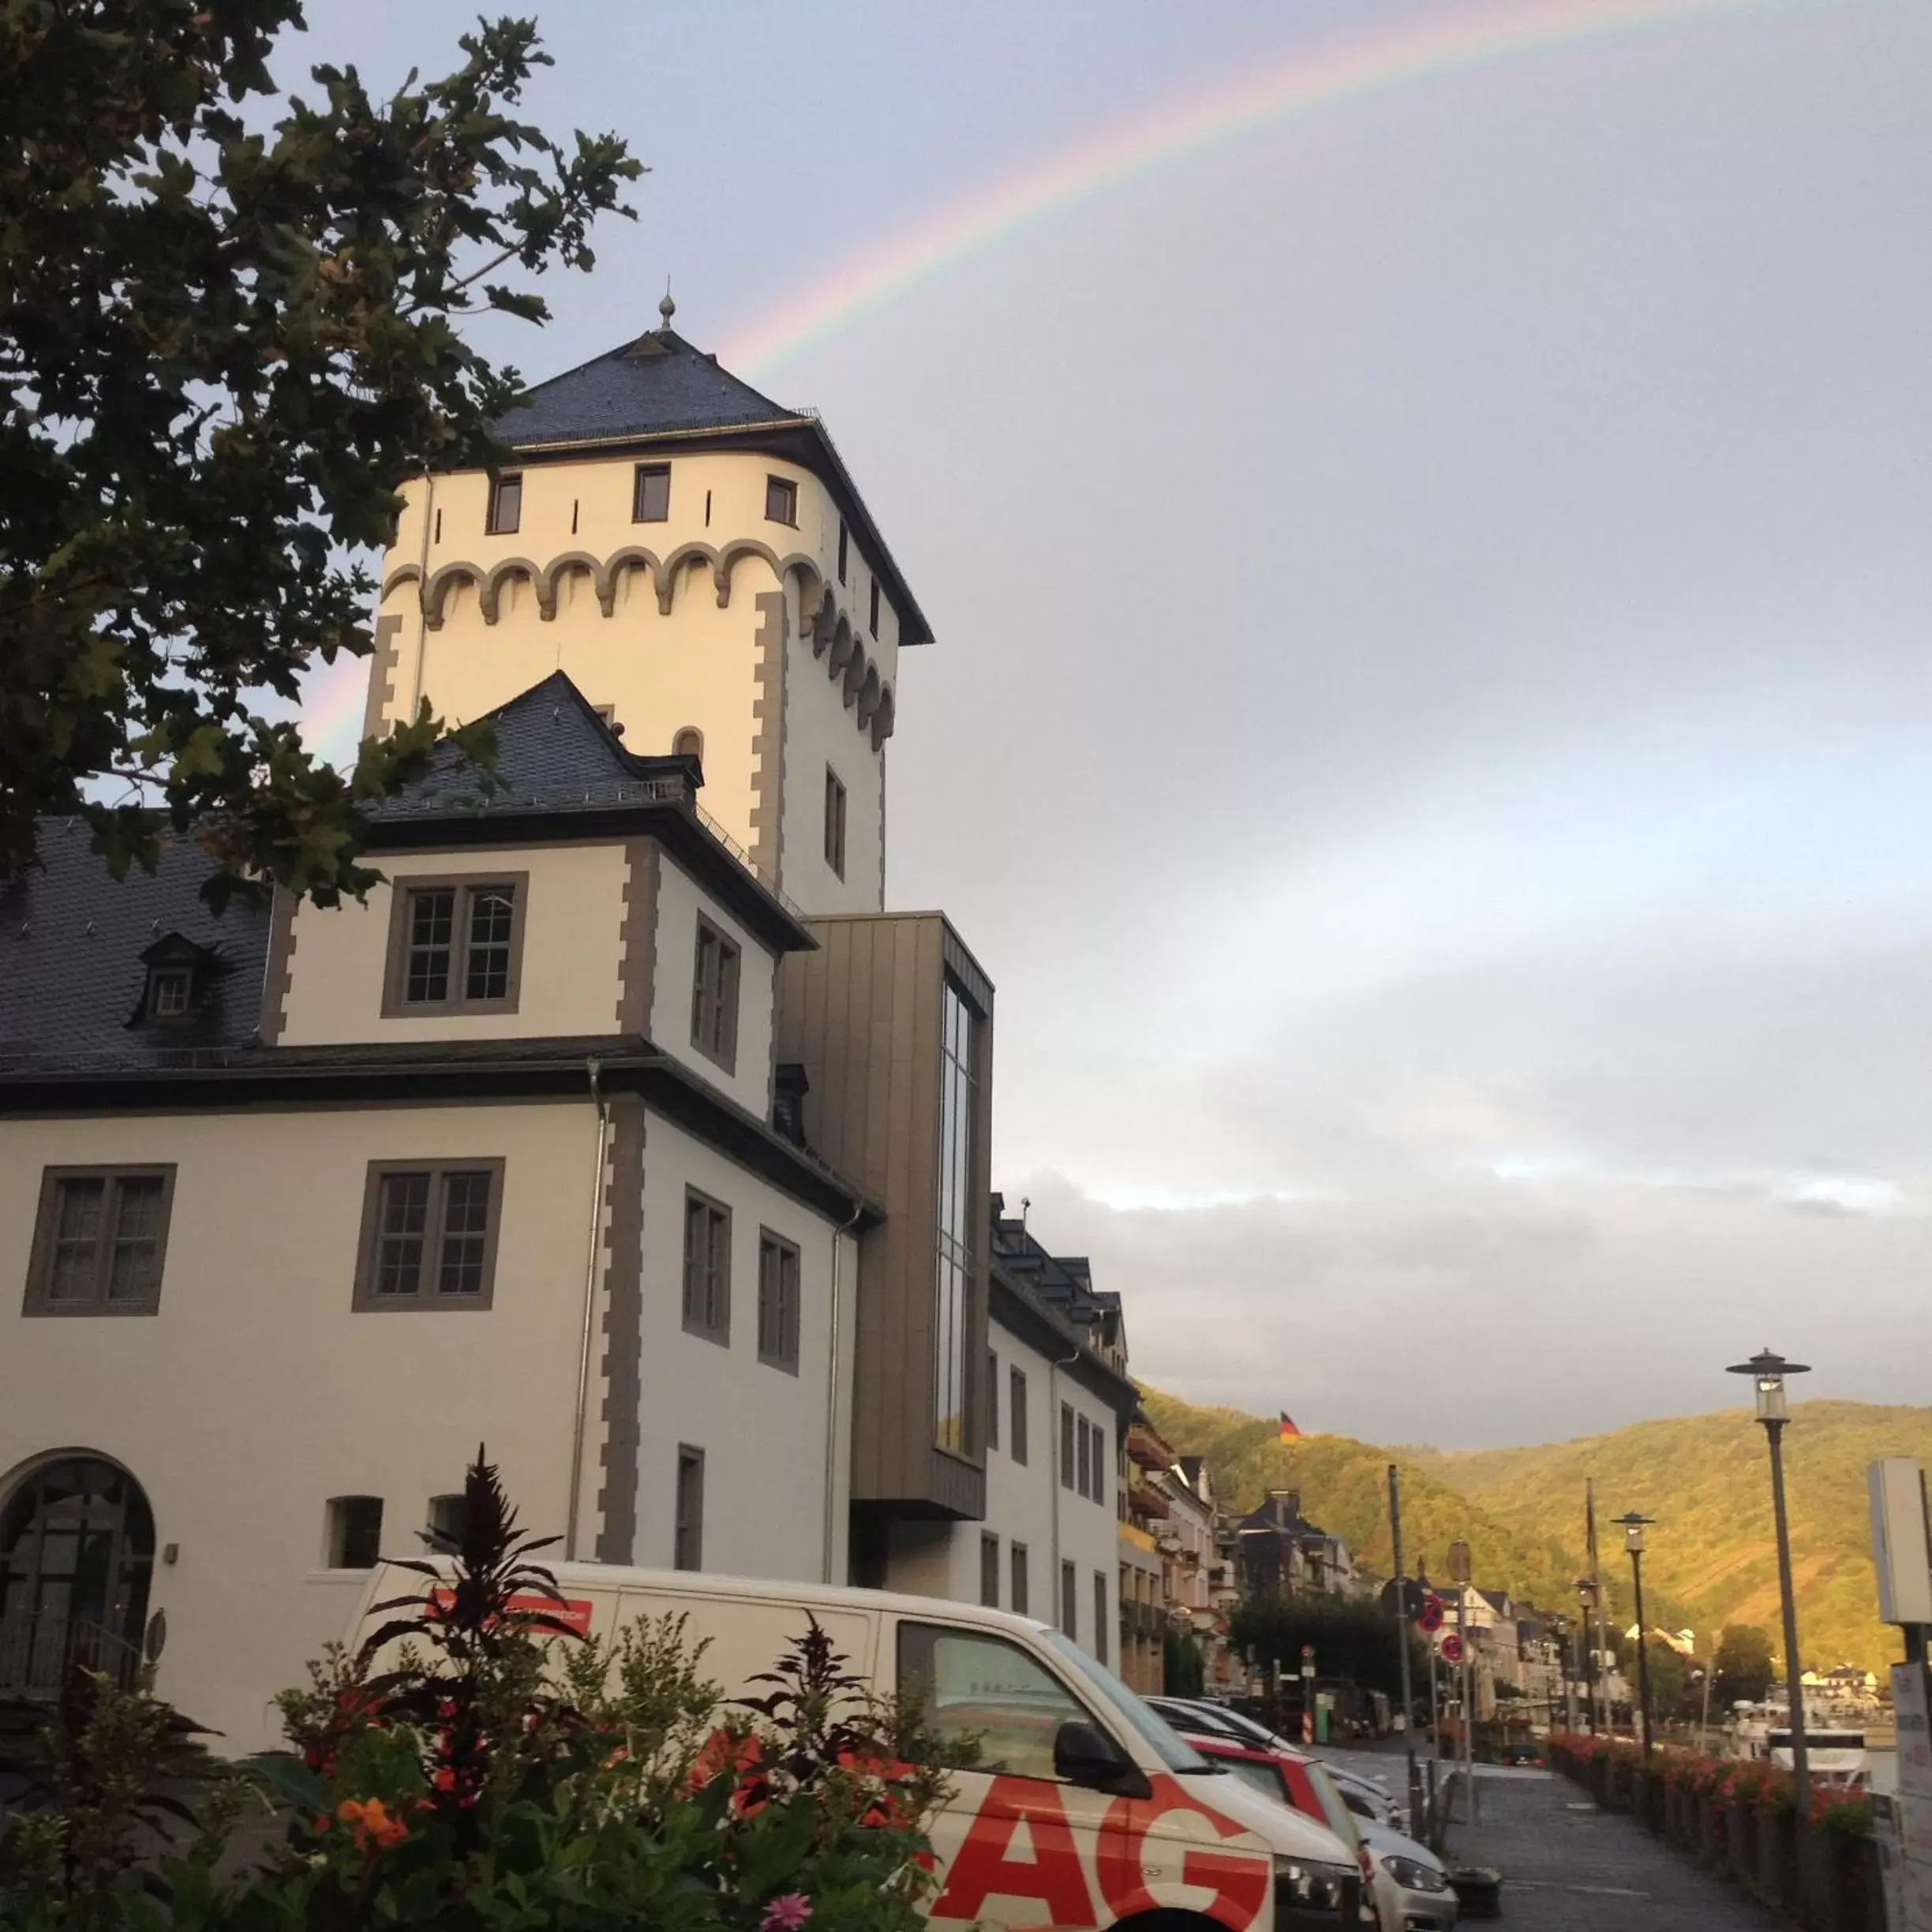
<box><xmin>934</xmin><ymin>975</ymin><xmax>978</xmax><ymax>1453</ymax></box>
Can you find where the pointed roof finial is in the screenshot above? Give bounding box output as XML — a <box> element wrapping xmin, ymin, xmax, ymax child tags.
<box><xmin>659</xmin><ymin>279</ymin><xmax>676</xmax><ymax>333</ymax></box>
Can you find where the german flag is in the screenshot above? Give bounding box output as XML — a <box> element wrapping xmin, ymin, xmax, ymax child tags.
<box><xmin>1279</xmin><ymin>1412</ymin><xmax>1302</xmax><ymax>1443</ymax></box>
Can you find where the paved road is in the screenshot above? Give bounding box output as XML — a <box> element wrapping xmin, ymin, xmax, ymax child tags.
<box><xmin>1435</xmin><ymin>1767</ymin><xmax>1777</xmax><ymax>1929</ymax></box>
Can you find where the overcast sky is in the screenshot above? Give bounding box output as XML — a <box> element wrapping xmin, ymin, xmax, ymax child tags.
<box><xmin>302</xmin><ymin>0</ymin><xmax>1932</xmax><ymax>1447</ymax></box>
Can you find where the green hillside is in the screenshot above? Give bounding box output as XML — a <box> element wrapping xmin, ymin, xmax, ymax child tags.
<box><xmin>1142</xmin><ymin>1389</ymin><xmax>1928</xmax><ymax>1675</ymax></box>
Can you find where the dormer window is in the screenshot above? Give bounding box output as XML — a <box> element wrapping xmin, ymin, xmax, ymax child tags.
<box><xmin>148</xmin><ymin>968</ymin><xmax>192</xmax><ymax>1021</ymax></box>
<box><xmin>129</xmin><ymin>932</ymin><xmax>227</xmax><ymax>1029</ymax></box>
<box><xmin>380</xmin><ymin>874</ymin><xmax>527</xmax><ymax>1017</ymax></box>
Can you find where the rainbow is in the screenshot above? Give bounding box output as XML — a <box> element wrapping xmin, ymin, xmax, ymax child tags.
<box><xmin>719</xmin><ymin>0</ymin><xmax>1814</xmax><ymax>376</ymax></box>
<box><xmin>303</xmin><ymin>0</ymin><xmax>1817</xmax><ymax>758</ymax></box>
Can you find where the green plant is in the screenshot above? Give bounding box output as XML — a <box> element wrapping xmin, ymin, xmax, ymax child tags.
<box><xmin>1</xmin><ymin>4</ymin><xmax>639</xmax><ymax>904</ymax></box>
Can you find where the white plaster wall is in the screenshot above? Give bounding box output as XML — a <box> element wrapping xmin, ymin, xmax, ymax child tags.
<box><xmin>376</xmin><ymin>453</ymin><xmax>904</xmax><ymax>875</ymax></box>
<box><xmin>0</xmin><ymin>1102</ymin><xmax>603</xmax><ymax>1753</ymax></box>
<box><xmin>882</xmin><ymin>1315</ymin><xmax>1121</xmax><ymax>1670</ymax></box>
<box><xmin>648</xmin><ymin>852</ymin><xmax>775</xmax><ymax>1120</ymax></box>
<box><xmin>777</xmin><ymin>571</ymin><xmax>886</xmax><ymax>915</ymax></box>
<box><xmin>279</xmin><ymin>841</ymin><xmax>626</xmax><ymax>1045</ymax></box>
<box><xmin>629</xmin><ymin>1113</ymin><xmax>853</xmax><ymax>1584</ymax></box>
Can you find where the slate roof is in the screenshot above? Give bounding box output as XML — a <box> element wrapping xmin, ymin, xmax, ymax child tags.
<box><xmin>367</xmin><ymin>669</ymin><xmax>695</xmax><ymax>824</ymax></box>
<box><xmin>0</xmin><ymin>674</ymin><xmax>805</xmax><ymax>1069</ymax></box>
<box><xmin>494</xmin><ymin>328</ymin><xmax>798</xmax><ymax>447</ymax></box>
<box><xmin>0</xmin><ymin>822</ymin><xmax>271</xmax><ymax>1064</ymax></box>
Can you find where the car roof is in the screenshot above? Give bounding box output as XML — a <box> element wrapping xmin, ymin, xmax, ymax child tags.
<box><xmin>1192</xmin><ymin>1732</ymin><xmax>1313</xmax><ymax>1768</ymax></box>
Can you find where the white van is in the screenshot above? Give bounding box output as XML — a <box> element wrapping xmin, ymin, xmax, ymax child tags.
<box><xmin>347</xmin><ymin>1561</ymin><xmax>1366</xmax><ymax>1930</ymax></box>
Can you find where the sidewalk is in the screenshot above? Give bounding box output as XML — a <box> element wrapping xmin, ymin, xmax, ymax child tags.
<box><xmin>1439</xmin><ymin>1766</ymin><xmax>1779</xmax><ymax>1929</ymax></box>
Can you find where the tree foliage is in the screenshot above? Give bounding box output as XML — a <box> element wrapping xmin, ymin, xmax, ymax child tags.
<box><xmin>1713</xmin><ymin>1623</ymin><xmax>1777</xmax><ymax>1707</ymax></box>
<box><xmin>1229</xmin><ymin>1593</ymin><xmax>1429</xmax><ymax>1704</ymax></box>
<box><xmin>0</xmin><ymin>0</ymin><xmax>639</xmax><ymax>905</ymax></box>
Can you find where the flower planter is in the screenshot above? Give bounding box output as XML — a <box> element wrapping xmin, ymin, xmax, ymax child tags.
<box><xmin>1726</xmin><ymin>1801</ymin><xmax>1756</xmax><ymax>1885</ymax></box>
<box><xmin>1754</xmin><ymin>1805</ymin><xmax>1796</xmax><ymax>1912</ymax></box>
<box><xmin>1798</xmin><ymin>1824</ymin><xmax>1885</xmax><ymax>1932</ymax></box>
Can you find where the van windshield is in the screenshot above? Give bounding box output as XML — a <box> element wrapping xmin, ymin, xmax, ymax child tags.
<box><xmin>1041</xmin><ymin>1632</ymin><xmax>1209</xmax><ymax>1773</ymax></box>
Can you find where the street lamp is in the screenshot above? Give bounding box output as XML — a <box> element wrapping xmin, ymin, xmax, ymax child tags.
<box><xmin>1574</xmin><ymin>1577</ymin><xmax>1600</xmax><ymax>1735</ymax></box>
<box><xmin>1614</xmin><ymin>1512</ymin><xmax>1655</xmax><ymax>1758</ymax></box>
<box><xmin>1728</xmin><ymin>1346</ymin><xmax>1811</xmax><ymax>1799</ymax></box>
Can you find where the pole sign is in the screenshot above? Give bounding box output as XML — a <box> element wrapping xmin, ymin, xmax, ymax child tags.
<box><xmin>1417</xmin><ymin>1591</ymin><xmax>1445</xmax><ymax>1634</ymax></box>
<box><xmin>1440</xmin><ymin>1632</ymin><xmax>1466</xmax><ymax>1665</ymax></box>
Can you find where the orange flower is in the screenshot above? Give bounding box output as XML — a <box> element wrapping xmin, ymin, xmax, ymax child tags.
<box><xmin>687</xmin><ymin>1727</ymin><xmax>764</xmax><ymax>1795</ymax></box>
<box><xmin>336</xmin><ymin>1796</ymin><xmax>410</xmax><ymax>1852</ymax></box>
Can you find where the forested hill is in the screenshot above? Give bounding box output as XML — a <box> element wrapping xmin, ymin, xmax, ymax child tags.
<box><xmin>1140</xmin><ymin>1388</ymin><xmax>1932</xmax><ymax>1674</ymax></box>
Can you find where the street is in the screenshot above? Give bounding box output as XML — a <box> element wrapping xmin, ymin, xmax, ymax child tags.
<box><xmin>1436</xmin><ymin>1765</ymin><xmax>1779</xmax><ymax>1930</ymax></box>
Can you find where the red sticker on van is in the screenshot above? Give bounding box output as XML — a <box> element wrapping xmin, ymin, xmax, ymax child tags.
<box><xmin>1097</xmin><ymin>1774</ymin><xmax>1270</xmax><ymax>1931</ymax></box>
<box><xmin>426</xmin><ymin>1589</ymin><xmax>593</xmax><ymax>1637</ymax></box>
<box><xmin>930</xmin><ymin>1777</ymin><xmax>1095</xmax><ymax>1926</ymax></box>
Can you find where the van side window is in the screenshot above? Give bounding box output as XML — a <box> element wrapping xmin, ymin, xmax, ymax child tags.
<box><xmin>897</xmin><ymin>1622</ymin><xmax>1089</xmax><ymax>1781</ymax></box>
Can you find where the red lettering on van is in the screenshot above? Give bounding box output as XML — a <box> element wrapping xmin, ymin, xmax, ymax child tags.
<box><xmin>930</xmin><ymin>1776</ymin><xmax>1095</xmax><ymax>1926</ymax></box>
<box><xmin>425</xmin><ymin>1589</ymin><xmax>593</xmax><ymax>1637</ymax></box>
<box><xmin>1096</xmin><ymin>1774</ymin><xmax>1269</xmax><ymax>1932</ymax></box>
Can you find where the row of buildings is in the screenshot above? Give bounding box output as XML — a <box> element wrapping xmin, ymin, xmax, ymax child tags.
<box><xmin>0</xmin><ymin>302</ymin><xmax>1279</xmax><ymax>1748</ymax></box>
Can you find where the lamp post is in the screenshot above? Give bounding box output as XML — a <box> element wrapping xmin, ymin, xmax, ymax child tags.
<box><xmin>1727</xmin><ymin>1346</ymin><xmax>1811</xmax><ymax>1800</ymax></box>
<box><xmin>1574</xmin><ymin>1578</ymin><xmax>1599</xmax><ymax>1734</ymax></box>
<box><xmin>1614</xmin><ymin>1512</ymin><xmax>1655</xmax><ymax>1757</ymax></box>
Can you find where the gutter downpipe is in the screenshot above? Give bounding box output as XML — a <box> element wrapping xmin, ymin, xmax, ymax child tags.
<box><xmin>821</xmin><ymin>1199</ymin><xmax>866</xmax><ymax>1584</ymax></box>
<box><xmin>408</xmin><ymin>470</ymin><xmax>436</xmax><ymax>720</ymax></box>
<box><xmin>1047</xmin><ymin>1337</ymin><xmax>1084</xmax><ymax>1634</ymax></box>
<box><xmin>565</xmin><ymin>1056</ymin><xmax>608</xmax><ymax>1561</ymax></box>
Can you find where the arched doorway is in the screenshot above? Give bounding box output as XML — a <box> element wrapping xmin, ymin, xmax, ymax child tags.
<box><xmin>0</xmin><ymin>1457</ymin><xmax>155</xmax><ymax>1696</ymax></box>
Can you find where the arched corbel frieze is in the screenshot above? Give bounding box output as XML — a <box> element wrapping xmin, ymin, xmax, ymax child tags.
<box><xmin>841</xmin><ymin>647</ymin><xmax>868</xmax><ymax>709</ymax></box>
<box><xmin>604</xmin><ymin>545</ymin><xmax>662</xmax><ymax>616</ymax></box>
<box><xmin>422</xmin><ymin>561</ymin><xmax>485</xmax><ymax>631</ymax></box>
<box><xmin>381</xmin><ymin>562</ymin><xmax>423</xmax><ymax>604</ymax></box>
<box><xmin>828</xmin><ymin>615</ymin><xmax>855</xmax><ymax>678</ymax></box>
<box><xmin>660</xmin><ymin>541</ymin><xmax>721</xmax><ymax>616</ymax></box>
<box><xmin>811</xmin><ymin>587</ymin><xmax>837</xmax><ymax>656</ymax></box>
<box><xmin>715</xmin><ymin>538</ymin><xmax>783</xmax><ymax>608</ymax></box>
<box><xmin>540</xmin><ymin>549</ymin><xmax>605</xmax><ymax>620</ymax></box>
<box><xmin>856</xmin><ymin>664</ymin><xmax>882</xmax><ymax>726</ymax></box>
<box><xmin>481</xmin><ymin>556</ymin><xmax>542</xmax><ymax>624</ymax></box>
<box><xmin>870</xmin><ymin>684</ymin><xmax>896</xmax><ymax>750</ymax></box>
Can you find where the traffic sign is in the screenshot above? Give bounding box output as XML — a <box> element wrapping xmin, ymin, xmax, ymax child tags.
<box><xmin>1440</xmin><ymin>1632</ymin><xmax>1466</xmax><ymax>1665</ymax></box>
<box><xmin>1416</xmin><ymin>1591</ymin><xmax>1445</xmax><ymax>1634</ymax></box>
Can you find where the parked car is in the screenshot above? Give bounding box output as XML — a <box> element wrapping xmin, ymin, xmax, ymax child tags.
<box><xmin>1152</xmin><ymin>1696</ymin><xmax>1408</xmax><ymax>1832</ymax></box>
<box><xmin>1185</xmin><ymin>1732</ymin><xmax>1458</xmax><ymax>1932</ymax></box>
<box><xmin>350</xmin><ymin>1562</ymin><xmax>1366</xmax><ymax>1930</ymax></box>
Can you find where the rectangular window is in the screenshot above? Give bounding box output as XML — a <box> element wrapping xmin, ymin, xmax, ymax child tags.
<box><xmin>682</xmin><ymin>1190</ymin><xmax>731</xmax><ymax>1344</ymax></box>
<box><xmin>1060</xmin><ymin>1402</ymin><xmax>1076</xmax><ymax>1492</ymax></box>
<box><xmin>691</xmin><ymin>916</ymin><xmax>741</xmax><ymax>1072</ymax></box>
<box><xmin>326</xmin><ymin>1496</ymin><xmax>384</xmax><ymax>1570</ymax></box>
<box><xmin>765</xmin><ymin>474</ymin><xmax>797</xmax><ymax>526</ymax></box>
<box><xmin>25</xmin><ymin>1166</ymin><xmax>175</xmax><ymax>1316</ymax></box>
<box><xmin>869</xmin><ymin>577</ymin><xmax>881</xmax><ymax>638</ymax></box>
<box><xmin>384</xmin><ymin>874</ymin><xmax>527</xmax><ymax>1017</ymax></box>
<box><xmin>980</xmin><ymin>1533</ymin><xmax>1000</xmax><ymax>1609</ymax></box>
<box><xmin>933</xmin><ymin>975</ymin><xmax>980</xmax><ymax>1454</ymax></box>
<box><xmin>1076</xmin><ymin>1417</ymin><xmax>1091</xmax><ymax>1500</ymax></box>
<box><xmin>757</xmin><ymin>1229</ymin><xmax>799</xmax><ymax>1372</ymax></box>
<box><xmin>1011</xmin><ymin>1542</ymin><xmax>1029</xmax><ymax>1618</ymax></box>
<box><xmin>823</xmin><ymin>766</ymin><xmax>847</xmax><ymax>878</ymax></box>
<box><xmin>1010</xmin><ymin>1367</ymin><xmax>1028</xmax><ymax>1466</ymax></box>
<box><xmin>148</xmin><ymin>967</ymin><xmax>191</xmax><ymax>1020</ymax></box>
<box><xmin>487</xmin><ymin>473</ymin><xmax>522</xmax><ymax>535</ymax></box>
<box><xmin>632</xmin><ymin>462</ymin><xmax>671</xmax><ymax>522</ymax></box>
<box><xmin>674</xmin><ymin>1447</ymin><xmax>704</xmax><ymax>1571</ymax></box>
<box><xmin>837</xmin><ymin>518</ymin><xmax>848</xmax><ymax>584</ymax></box>
<box><xmin>354</xmin><ymin>1160</ymin><xmax>504</xmax><ymax>1309</ymax></box>
<box><xmin>1095</xmin><ymin>1572</ymin><xmax>1109</xmax><ymax>1666</ymax></box>
<box><xmin>1061</xmin><ymin>1559</ymin><xmax>1078</xmax><ymax>1641</ymax></box>
<box><xmin>986</xmin><ymin>1350</ymin><xmax>999</xmax><ymax>1451</ymax></box>
<box><xmin>429</xmin><ymin>1493</ymin><xmax>466</xmax><ymax>1548</ymax></box>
